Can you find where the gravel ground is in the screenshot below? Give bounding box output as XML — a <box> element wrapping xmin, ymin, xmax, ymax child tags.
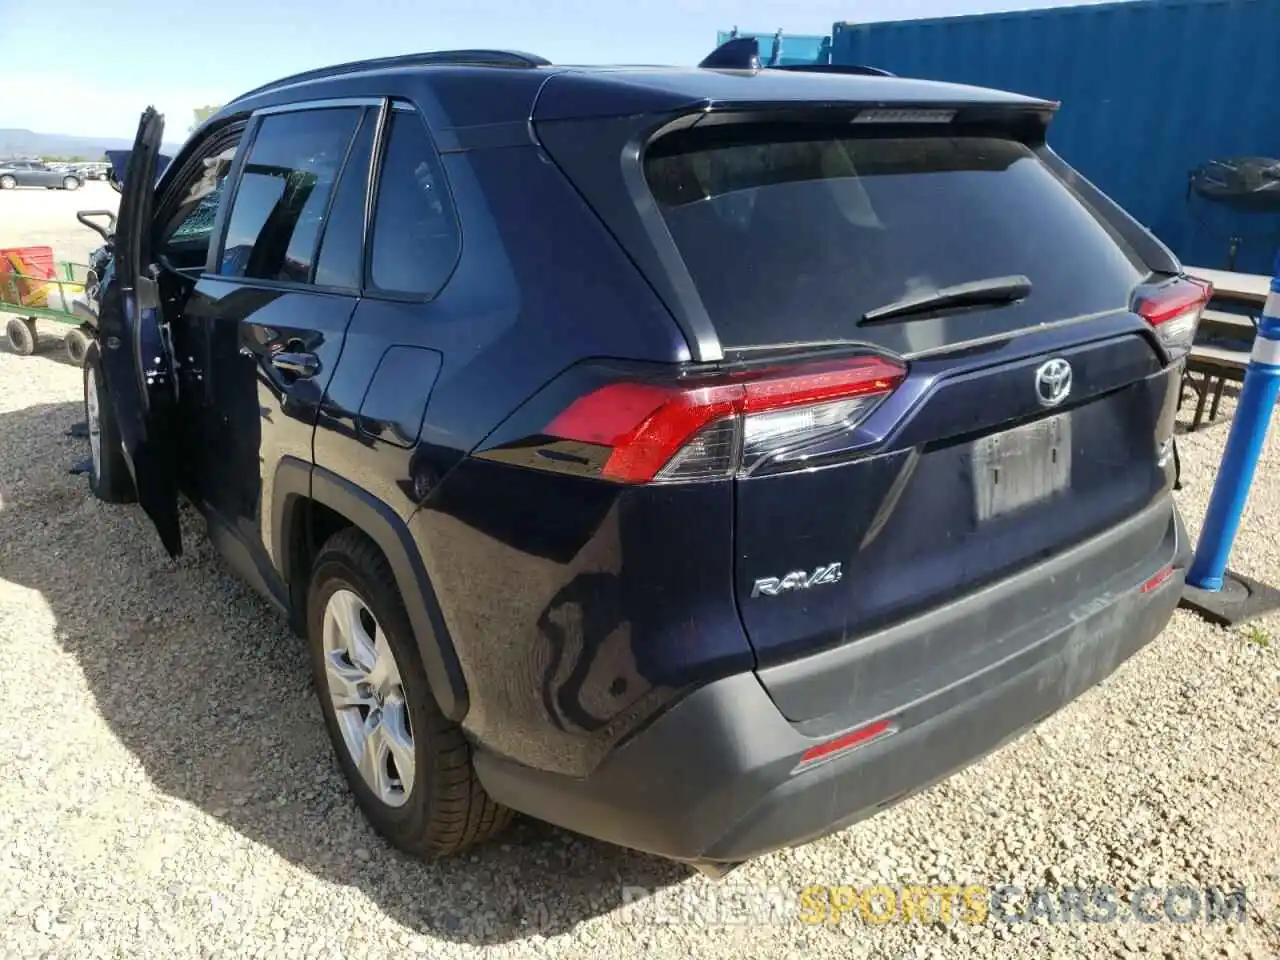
<box><xmin>1</xmin><ymin>194</ymin><xmax>1278</xmax><ymax>959</ymax></box>
<box><xmin>0</xmin><ymin>181</ymin><xmax>119</xmax><ymax>265</ymax></box>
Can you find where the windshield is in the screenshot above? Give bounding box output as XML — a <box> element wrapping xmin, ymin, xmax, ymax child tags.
<box><xmin>644</xmin><ymin>124</ymin><xmax>1147</xmax><ymax>352</ymax></box>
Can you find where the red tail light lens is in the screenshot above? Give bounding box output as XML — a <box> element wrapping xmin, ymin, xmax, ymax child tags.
<box><xmin>1137</xmin><ymin>276</ymin><xmax>1212</xmax><ymax>361</ymax></box>
<box><xmin>545</xmin><ymin>356</ymin><xmax>906</xmax><ymax>483</ymax></box>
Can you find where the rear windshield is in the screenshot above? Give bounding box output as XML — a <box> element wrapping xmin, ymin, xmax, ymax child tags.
<box><xmin>644</xmin><ymin>124</ymin><xmax>1147</xmax><ymax>351</ymax></box>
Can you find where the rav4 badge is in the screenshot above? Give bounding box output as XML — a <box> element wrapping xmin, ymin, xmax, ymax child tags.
<box><xmin>752</xmin><ymin>563</ymin><xmax>843</xmax><ymax>598</ymax></box>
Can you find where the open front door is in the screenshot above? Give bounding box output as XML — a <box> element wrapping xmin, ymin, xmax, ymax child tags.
<box><xmin>97</xmin><ymin>107</ymin><xmax>182</xmax><ymax>557</ymax></box>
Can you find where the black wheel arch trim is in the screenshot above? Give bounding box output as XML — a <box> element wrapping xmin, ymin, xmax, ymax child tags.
<box><xmin>272</xmin><ymin>456</ymin><xmax>469</xmax><ymax>721</ymax></box>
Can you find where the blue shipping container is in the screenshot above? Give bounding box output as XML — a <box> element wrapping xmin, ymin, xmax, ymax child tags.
<box><xmin>831</xmin><ymin>0</ymin><xmax>1280</xmax><ymax>275</ymax></box>
<box><xmin>714</xmin><ymin>30</ymin><xmax>831</xmax><ymax>66</ymax></box>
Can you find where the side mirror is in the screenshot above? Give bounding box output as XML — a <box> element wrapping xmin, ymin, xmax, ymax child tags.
<box><xmin>103</xmin><ymin>150</ymin><xmax>172</xmax><ymax>192</ymax></box>
<box><xmin>104</xmin><ymin>149</ymin><xmax>129</xmax><ymax>192</ymax></box>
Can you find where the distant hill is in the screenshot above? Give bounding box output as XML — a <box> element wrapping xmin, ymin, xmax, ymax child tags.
<box><xmin>0</xmin><ymin>128</ymin><xmax>184</xmax><ymax>160</ymax></box>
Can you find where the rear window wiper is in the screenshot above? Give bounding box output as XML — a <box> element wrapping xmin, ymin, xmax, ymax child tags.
<box><xmin>861</xmin><ymin>275</ymin><xmax>1032</xmax><ymax>324</ymax></box>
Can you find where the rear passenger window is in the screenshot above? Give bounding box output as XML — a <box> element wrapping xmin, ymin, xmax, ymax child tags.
<box><xmin>219</xmin><ymin>107</ymin><xmax>361</xmax><ymax>283</ymax></box>
<box><xmin>313</xmin><ymin>112</ymin><xmax>375</xmax><ymax>290</ymax></box>
<box><xmin>367</xmin><ymin>108</ymin><xmax>459</xmax><ymax>296</ymax></box>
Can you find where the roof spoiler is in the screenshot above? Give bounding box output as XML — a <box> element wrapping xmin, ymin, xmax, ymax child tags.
<box><xmin>699</xmin><ymin>35</ymin><xmax>895</xmax><ymax>77</ymax></box>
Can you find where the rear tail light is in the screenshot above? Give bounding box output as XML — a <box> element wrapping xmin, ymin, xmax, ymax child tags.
<box><xmin>1137</xmin><ymin>276</ymin><xmax>1212</xmax><ymax>361</ymax></box>
<box><xmin>544</xmin><ymin>355</ymin><xmax>906</xmax><ymax>483</ymax></box>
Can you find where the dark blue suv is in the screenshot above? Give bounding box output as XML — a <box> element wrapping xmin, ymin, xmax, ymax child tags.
<box><xmin>83</xmin><ymin>49</ymin><xmax>1205</xmax><ymax>876</ymax></box>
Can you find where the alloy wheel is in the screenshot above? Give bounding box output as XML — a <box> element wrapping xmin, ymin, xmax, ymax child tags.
<box><xmin>85</xmin><ymin>366</ymin><xmax>102</xmax><ymax>482</ymax></box>
<box><xmin>321</xmin><ymin>588</ymin><xmax>415</xmax><ymax>807</ymax></box>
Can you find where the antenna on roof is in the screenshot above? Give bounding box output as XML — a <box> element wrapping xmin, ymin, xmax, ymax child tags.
<box><xmin>698</xmin><ymin>31</ymin><xmax>784</xmax><ymax>70</ymax></box>
<box><xmin>698</xmin><ymin>36</ymin><xmax>761</xmax><ymax>70</ymax></box>
<box><xmin>698</xmin><ymin>34</ymin><xmax>896</xmax><ymax>76</ymax></box>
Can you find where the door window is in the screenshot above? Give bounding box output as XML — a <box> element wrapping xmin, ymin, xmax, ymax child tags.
<box><xmin>367</xmin><ymin>107</ymin><xmax>460</xmax><ymax>297</ymax></box>
<box><xmin>312</xmin><ymin>111</ymin><xmax>375</xmax><ymax>290</ymax></box>
<box><xmin>219</xmin><ymin>107</ymin><xmax>363</xmax><ymax>284</ymax></box>
<box><xmin>160</xmin><ymin>141</ymin><xmax>240</xmax><ymax>269</ymax></box>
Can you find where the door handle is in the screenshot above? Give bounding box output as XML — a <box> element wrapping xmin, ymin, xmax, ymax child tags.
<box><xmin>270</xmin><ymin>351</ymin><xmax>321</xmax><ymax>378</ymax></box>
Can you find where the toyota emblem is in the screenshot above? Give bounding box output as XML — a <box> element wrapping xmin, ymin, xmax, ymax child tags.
<box><xmin>1035</xmin><ymin>358</ymin><xmax>1072</xmax><ymax>407</ymax></box>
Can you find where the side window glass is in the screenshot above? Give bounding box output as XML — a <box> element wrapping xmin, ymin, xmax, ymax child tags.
<box><xmin>368</xmin><ymin>108</ymin><xmax>459</xmax><ymax>296</ymax></box>
<box><xmin>313</xmin><ymin>111</ymin><xmax>375</xmax><ymax>289</ymax></box>
<box><xmin>219</xmin><ymin>107</ymin><xmax>361</xmax><ymax>283</ymax></box>
<box><xmin>163</xmin><ymin>142</ymin><xmax>239</xmax><ymax>256</ymax></box>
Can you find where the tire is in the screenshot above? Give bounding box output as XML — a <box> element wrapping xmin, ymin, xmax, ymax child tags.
<box><xmin>0</xmin><ymin>175</ymin><xmax>15</xmax><ymax>190</ymax></box>
<box><xmin>82</xmin><ymin>341</ymin><xmax>136</xmax><ymax>503</ymax></box>
<box><xmin>308</xmin><ymin>528</ymin><xmax>513</xmax><ymax>856</ymax></box>
<box><xmin>64</xmin><ymin>327</ymin><xmax>90</xmax><ymax>365</ymax></box>
<box><xmin>62</xmin><ymin>176</ymin><xmax>81</xmax><ymax>191</ymax></box>
<box><xmin>5</xmin><ymin>317</ymin><xmax>36</xmax><ymax>355</ymax></box>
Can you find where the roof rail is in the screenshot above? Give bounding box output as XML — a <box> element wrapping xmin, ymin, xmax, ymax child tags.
<box><xmin>698</xmin><ymin>37</ymin><xmax>894</xmax><ymax>77</ymax></box>
<box><xmin>231</xmin><ymin>49</ymin><xmax>551</xmax><ymax>104</ymax></box>
<box><xmin>771</xmin><ymin>63</ymin><xmax>896</xmax><ymax>78</ymax></box>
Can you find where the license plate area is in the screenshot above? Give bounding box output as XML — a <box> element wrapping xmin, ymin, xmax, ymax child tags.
<box><xmin>972</xmin><ymin>413</ymin><xmax>1072</xmax><ymax>522</ymax></box>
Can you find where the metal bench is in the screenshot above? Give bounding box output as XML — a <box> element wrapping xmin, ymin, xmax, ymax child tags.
<box><xmin>1183</xmin><ymin>343</ymin><xmax>1251</xmax><ymax>429</ymax></box>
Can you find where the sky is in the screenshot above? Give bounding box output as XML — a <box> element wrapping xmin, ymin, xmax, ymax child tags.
<box><xmin>0</xmin><ymin>0</ymin><xmax>1119</xmax><ymax>139</ymax></box>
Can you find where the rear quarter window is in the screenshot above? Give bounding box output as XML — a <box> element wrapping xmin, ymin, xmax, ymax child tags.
<box><xmin>366</xmin><ymin>107</ymin><xmax>460</xmax><ymax>298</ymax></box>
<box><xmin>644</xmin><ymin>124</ymin><xmax>1148</xmax><ymax>352</ymax></box>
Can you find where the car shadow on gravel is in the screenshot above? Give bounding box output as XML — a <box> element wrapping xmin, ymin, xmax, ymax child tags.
<box><xmin>0</xmin><ymin>400</ymin><xmax>687</xmax><ymax>945</ymax></box>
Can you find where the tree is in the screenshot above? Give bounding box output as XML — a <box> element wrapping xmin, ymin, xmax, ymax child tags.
<box><xmin>191</xmin><ymin>105</ymin><xmax>222</xmax><ymax>131</ymax></box>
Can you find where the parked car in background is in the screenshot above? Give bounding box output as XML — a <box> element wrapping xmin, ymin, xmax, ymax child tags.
<box><xmin>82</xmin><ymin>47</ymin><xmax>1202</xmax><ymax>877</ymax></box>
<box><xmin>0</xmin><ymin>160</ymin><xmax>82</xmax><ymax>190</ymax></box>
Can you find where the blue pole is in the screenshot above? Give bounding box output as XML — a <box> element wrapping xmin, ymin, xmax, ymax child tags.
<box><xmin>1186</xmin><ymin>267</ymin><xmax>1280</xmax><ymax>590</ymax></box>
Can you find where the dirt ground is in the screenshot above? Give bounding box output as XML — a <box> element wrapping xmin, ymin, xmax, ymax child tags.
<box><xmin>1</xmin><ymin>185</ymin><xmax>1277</xmax><ymax>959</ymax></box>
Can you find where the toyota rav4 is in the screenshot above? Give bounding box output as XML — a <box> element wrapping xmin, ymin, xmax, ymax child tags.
<box><xmin>81</xmin><ymin>46</ymin><xmax>1202</xmax><ymax>876</ymax></box>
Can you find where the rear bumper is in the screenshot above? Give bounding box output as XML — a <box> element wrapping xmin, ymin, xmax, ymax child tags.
<box><xmin>475</xmin><ymin>499</ymin><xmax>1189</xmax><ymax>865</ymax></box>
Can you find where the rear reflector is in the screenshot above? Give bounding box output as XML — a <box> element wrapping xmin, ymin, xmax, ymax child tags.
<box><xmin>1136</xmin><ymin>276</ymin><xmax>1212</xmax><ymax>361</ymax></box>
<box><xmin>794</xmin><ymin>717</ymin><xmax>896</xmax><ymax>772</ymax></box>
<box><xmin>1140</xmin><ymin>566</ymin><xmax>1176</xmax><ymax>593</ymax></box>
<box><xmin>545</xmin><ymin>355</ymin><xmax>906</xmax><ymax>483</ymax></box>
